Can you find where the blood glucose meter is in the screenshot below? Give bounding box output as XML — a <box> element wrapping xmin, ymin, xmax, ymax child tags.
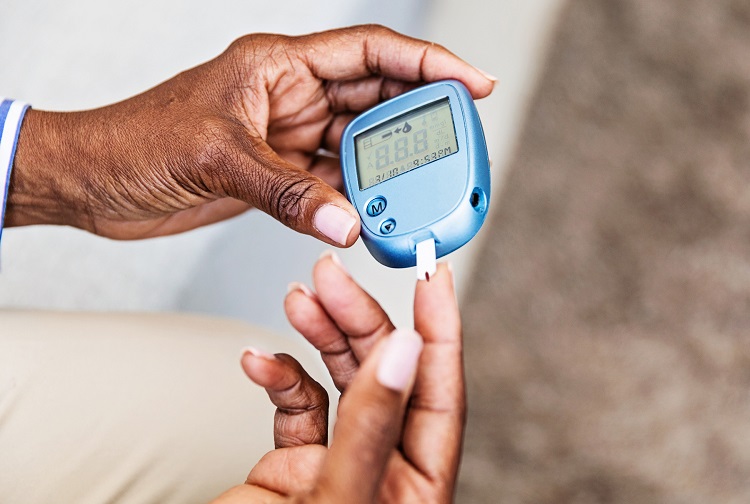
<box><xmin>340</xmin><ymin>80</ymin><xmax>491</xmax><ymax>272</ymax></box>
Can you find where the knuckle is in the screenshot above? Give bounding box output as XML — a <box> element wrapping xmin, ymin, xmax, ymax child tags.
<box><xmin>266</xmin><ymin>173</ymin><xmax>318</xmax><ymax>228</ymax></box>
<box><xmin>356</xmin><ymin>23</ymin><xmax>392</xmax><ymax>36</ymax></box>
<box><xmin>193</xmin><ymin>119</ymin><xmax>236</xmax><ymax>171</ymax></box>
<box><xmin>186</xmin><ymin>118</ymin><xmax>244</xmax><ymax>195</ymax></box>
<box><xmin>228</xmin><ymin>33</ymin><xmax>292</xmax><ymax>64</ymax></box>
<box><xmin>227</xmin><ymin>33</ymin><xmax>263</xmax><ymax>55</ymax></box>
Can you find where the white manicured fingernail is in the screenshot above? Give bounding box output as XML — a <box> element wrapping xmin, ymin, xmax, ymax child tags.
<box><xmin>477</xmin><ymin>68</ymin><xmax>498</xmax><ymax>82</ymax></box>
<box><xmin>241</xmin><ymin>346</ymin><xmax>276</xmax><ymax>361</ymax></box>
<box><xmin>314</xmin><ymin>204</ymin><xmax>357</xmax><ymax>246</ymax></box>
<box><xmin>377</xmin><ymin>329</ymin><xmax>423</xmax><ymax>392</ymax></box>
<box><xmin>320</xmin><ymin>250</ymin><xmax>350</xmax><ymax>276</ymax></box>
<box><xmin>287</xmin><ymin>281</ymin><xmax>314</xmax><ymax>298</ymax></box>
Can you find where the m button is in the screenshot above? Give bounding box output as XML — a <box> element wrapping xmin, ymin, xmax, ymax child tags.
<box><xmin>366</xmin><ymin>196</ymin><xmax>387</xmax><ymax>217</ymax></box>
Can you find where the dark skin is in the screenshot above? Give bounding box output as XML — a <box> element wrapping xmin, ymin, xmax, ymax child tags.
<box><xmin>8</xmin><ymin>25</ymin><xmax>494</xmax><ymax>245</ymax></box>
<box><xmin>6</xmin><ymin>25</ymin><xmax>489</xmax><ymax>502</ymax></box>
<box><xmin>213</xmin><ymin>255</ymin><xmax>464</xmax><ymax>503</ymax></box>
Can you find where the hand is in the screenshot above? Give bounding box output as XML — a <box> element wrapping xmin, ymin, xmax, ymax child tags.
<box><xmin>8</xmin><ymin>25</ymin><xmax>494</xmax><ymax>244</ymax></box>
<box><xmin>213</xmin><ymin>253</ymin><xmax>464</xmax><ymax>503</ymax></box>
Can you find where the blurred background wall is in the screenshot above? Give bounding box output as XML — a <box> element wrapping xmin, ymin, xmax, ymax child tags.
<box><xmin>459</xmin><ymin>0</ymin><xmax>750</xmax><ymax>502</ymax></box>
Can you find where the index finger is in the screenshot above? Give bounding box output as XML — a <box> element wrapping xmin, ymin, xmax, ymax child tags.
<box><xmin>298</xmin><ymin>25</ymin><xmax>496</xmax><ymax>99</ymax></box>
<box><xmin>285</xmin><ymin>252</ymin><xmax>396</xmax><ymax>392</ymax></box>
<box><xmin>402</xmin><ymin>263</ymin><xmax>465</xmax><ymax>482</ymax></box>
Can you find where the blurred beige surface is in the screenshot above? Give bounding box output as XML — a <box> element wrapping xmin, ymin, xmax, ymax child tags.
<box><xmin>459</xmin><ymin>0</ymin><xmax>750</xmax><ymax>502</ymax></box>
<box><xmin>0</xmin><ymin>311</ymin><xmax>322</xmax><ymax>504</ymax></box>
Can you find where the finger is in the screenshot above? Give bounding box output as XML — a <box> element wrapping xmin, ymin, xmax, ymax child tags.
<box><xmin>224</xmin><ymin>133</ymin><xmax>360</xmax><ymax>247</ymax></box>
<box><xmin>104</xmin><ymin>198</ymin><xmax>252</xmax><ymax>239</ymax></box>
<box><xmin>241</xmin><ymin>349</ymin><xmax>329</xmax><ymax>448</ymax></box>
<box><xmin>315</xmin><ymin>329</ymin><xmax>423</xmax><ymax>502</ymax></box>
<box><xmin>246</xmin><ymin>445</ymin><xmax>327</xmax><ymax>496</ymax></box>
<box><xmin>323</xmin><ymin>113</ymin><xmax>356</xmax><ymax>154</ymax></box>
<box><xmin>299</xmin><ymin>25</ymin><xmax>495</xmax><ymax>99</ymax></box>
<box><xmin>312</xmin><ymin>251</ymin><xmax>395</xmax><ymax>362</ymax></box>
<box><xmin>285</xmin><ymin>252</ymin><xmax>395</xmax><ymax>391</ymax></box>
<box><xmin>285</xmin><ymin>285</ymin><xmax>359</xmax><ymax>392</ymax></box>
<box><xmin>278</xmin><ymin>151</ymin><xmax>344</xmax><ymax>192</ymax></box>
<box><xmin>402</xmin><ymin>263</ymin><xmax>465</xmax><ymax>482</ymax></box>
<box><xmin>267</xmin><ymin>113</ymin><xmax>353</xmax><ymax>162</ymax></box>
<box><xmin>324</xmin><ymin>76</ymin><xmax>418</xmax><ymax>114</ymax></box>
<box><xmin>307</xmin><ymin>154</ymin><xmax>343</xmax><ymax>192</ymax></box>
<box><xmin>274</xmin><ymin>150</ymin><xmax>343</xmax><ymax>192</ymax></box>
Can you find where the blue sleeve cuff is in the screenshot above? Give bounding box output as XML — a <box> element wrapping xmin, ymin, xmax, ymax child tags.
<box><xmin>0</xmin><ymin>98</ymin><xmax>32</xmax><ymax>248</ymax></box>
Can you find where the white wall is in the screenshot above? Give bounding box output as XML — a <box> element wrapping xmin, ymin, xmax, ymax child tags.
<box><xmin>0</xmin><ymin>0</ymin><xmax>563</xmax><ymax>337</ymax></box>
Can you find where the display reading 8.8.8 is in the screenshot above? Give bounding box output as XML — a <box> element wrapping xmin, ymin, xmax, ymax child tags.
<box><xmin>354</xmin><ymin>97</ymin><xmax>459</xmax><ymax>191</ymax></box>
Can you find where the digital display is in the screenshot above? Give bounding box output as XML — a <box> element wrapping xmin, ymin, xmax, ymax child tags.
<box><xmin>354</xmin><ymin>97</ymin><xmax>459</xmax><ymax>191</ymax></box>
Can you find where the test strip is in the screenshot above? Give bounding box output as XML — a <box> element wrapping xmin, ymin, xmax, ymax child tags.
<box><xmin>416</xmin><ymin>238</ymin><xmax>437</xmax><ymax>281</ymax></box>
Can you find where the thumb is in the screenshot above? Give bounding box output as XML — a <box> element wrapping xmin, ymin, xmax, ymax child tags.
<box><xmin>231</xmin><ymin>135</ymin><xmax>360</xmax><ymax>247</ymax></box>
<box><xmin>311</xmin><ymin>329</ymin><xmax>423</xmax><ymax>503</ymax></box>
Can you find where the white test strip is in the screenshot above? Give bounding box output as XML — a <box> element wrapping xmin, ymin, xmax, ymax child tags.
<box><xmin>416</xmin><ymin>238</ymin><xmax>437</xmax><ymax>281</ymax></box>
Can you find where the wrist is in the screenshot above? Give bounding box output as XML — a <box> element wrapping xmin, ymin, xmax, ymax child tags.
<box><xmin>7</xmin><ymin>109</ymin><xmax>100</xmax><ymax>229</ymax></box>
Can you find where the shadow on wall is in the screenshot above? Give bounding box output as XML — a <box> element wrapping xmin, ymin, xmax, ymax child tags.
<box><xmin>459</xmin><ymin>0</ymin><xmax>750</xmax><ymax>502</ymax></box>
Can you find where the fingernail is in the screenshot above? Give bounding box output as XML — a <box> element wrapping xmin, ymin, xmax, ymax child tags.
<box><xmin>477</xmin><ymin>67</ymin><xmax>498</xmax><ymax>82</ymax></box>
<box><xmin>320</xmin><ymin>250</ymin><xmax>350</xmax><ymax>276</ymax></box>
<box><xmin>377</xmin><ymin>329</ymin><xmax>424</xmax><ymax>392</ymax></box>
<box><xmin>241</xmin><ymin>346</ymin><xmax>276</xmax><ymax>361</ymax></box>
<box><xmin>287</xmin><ymin>281</ymin><xmax>315</xmax><ymax>298</ymax></box>
<box><xmin>314</xmin><ymin>204</ymin><xmax>357</xmax><ymax>246</ymax></box>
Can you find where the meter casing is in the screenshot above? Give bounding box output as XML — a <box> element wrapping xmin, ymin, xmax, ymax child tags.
<box><xmin>340</xmin><ymin>80</ymin><xmax>490</xmax><ymax>268</ymax></box>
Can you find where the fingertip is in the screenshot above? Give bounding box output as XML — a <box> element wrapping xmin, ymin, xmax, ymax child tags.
<box><xmin>241</xmin><ymin>346</ymin><xmax>277</xmax><ymax>361</ymax></box>
<box><xmin>241</xmin><ymin>347</ymin><xmax>282</xmax><ymax>386</ymax></box>
<box><xmin>477</xmin><ymin>67</ymin><xmax>499</xmax><ymax>83</ymax></box>
<box><xmin>438</xmin><ymin>261</ymin><xmax>454</xmax><ymax>279</ymax></box>
<box><xmin>418</xmin><ymin>262</ymin><xmax>454</xmax><ymax>287</ymax></box>
<box><xmin>284</xmin><ymin>282</ymin><xmax>321</xmax><ymax>324</ymax></box>
<box><xmin>313</xmin><ymin>250</ymin><xmax>355</xmax><ymax>301</ymax></box>
<box><xmin>318</xmin><ymin>249</ymin><xmax>350</xmax><ymax>276</ymax></box>
<box><xmin>344</xmin><ymin>215</ymin><xmax>362</xmax><ymax>247</ymax></box>
<box><xmin>414</xmin><ymin>262</ymin><xmax>461</xmax><ymax>343</ymax></box>
<box><xmin>468</xmin><ymin>70</ymin><xmax>497</xmax><ymax>99</ymax></box>
<box><xmin>287</xmin><ymin>281</ymin><xmax>316</xmax><ymax>298</ymax></box>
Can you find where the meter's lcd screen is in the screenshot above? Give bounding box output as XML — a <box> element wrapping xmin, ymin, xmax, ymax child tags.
<box><xmin>354</xmin><ymin>97</ymin><xmax>459</xmax><ymax>191</ymax></box>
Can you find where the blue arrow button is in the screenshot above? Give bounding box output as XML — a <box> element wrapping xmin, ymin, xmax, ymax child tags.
<box><xmin>380</xmin><ymin>218</ymin><xmax>396</xmax><ymax>235</ymax></box>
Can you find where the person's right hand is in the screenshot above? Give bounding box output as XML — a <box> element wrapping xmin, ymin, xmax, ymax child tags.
<box><xmin>213</xmin><ymin>254</ymin><xmax>464</xmax><ymax>503</ymax></box>
<box><xmin>9</xmin><ymin>25</ymin><xmax>494</xmax><ymax>245</ymax></box>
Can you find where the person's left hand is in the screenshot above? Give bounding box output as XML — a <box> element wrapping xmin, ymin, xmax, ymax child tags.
<box><xmin>211</xmin><ymin>253</ymin><xmax>464</xmax><ymax>503</ymax></box>
<box><xmin>9</xmin><ymin>25</ymin><xmax>494</xmax><ymax>245</ymax></box>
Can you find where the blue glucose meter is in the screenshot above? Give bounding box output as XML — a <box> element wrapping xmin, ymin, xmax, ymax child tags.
<box><xmin>340</xmin><ymin>80</ymin><xmax>491</xmax><ymax>269</ymax></box>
